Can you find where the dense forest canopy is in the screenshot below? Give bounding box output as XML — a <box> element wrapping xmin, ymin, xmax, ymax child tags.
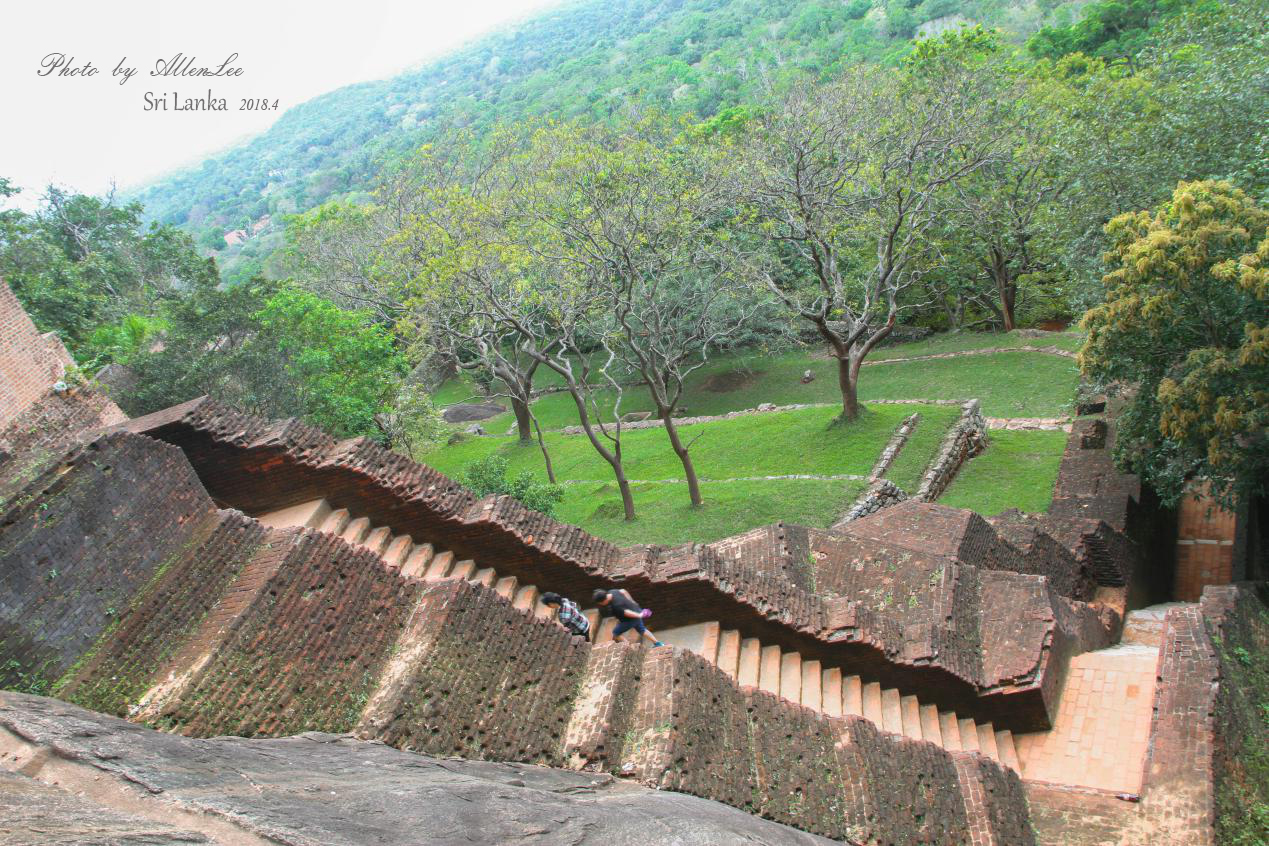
<box><xmin>127</xmin><ymin>0</ymin><xmax>1212</xmax><ymax>283</ymax></box>
<box><xmin>3</xmin><ymin>0</ymin><xmax>1266</xmax><ymax>516</ymax></box>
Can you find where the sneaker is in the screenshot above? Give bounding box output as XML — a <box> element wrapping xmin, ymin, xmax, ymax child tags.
<box><xmin>653</xmin><ymin>641</ymin><xmax>665</xmax><ymax>647</ymax></box>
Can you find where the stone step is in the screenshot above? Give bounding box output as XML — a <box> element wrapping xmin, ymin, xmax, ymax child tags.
<box><xmin>801</xmin><ymin>660</ymin><xmax>822</xmax><ymax>711</ymax></box>
<box><xmin>448</xmin><ymin>559</ymin><xmax>477</xmax><ymax>581</ymax></box>
<box><xmin>382</xmin><ymin>535</ymin><xmax>414</xmax><ymax>569</ymax></box>
<box><xmin>822</xmin><ymin>668</ymin><xmax>843</xmax><ymax>717</ymax></box>
<box><xmin>400</xmin><ymin>544</ymin><xmax>434</xmax><ymax>580</ymax></box>
<box><xmin>423</xmin><ymin>550</ymin><xmax>455</xmax><ymax>581</ymax></box>
<box><xmin>779</xmin><ymin>652</ymin><xmax>802</xmax><ymax>703</ymax></box>
<box><xmin>256</xmin><ymin>499</ymin><xmax>331</xmax><ymax>530</ymax></box>
<box><xmin>862</xmin><ymin>682</ymin><xmax>883</xmax><ymax>724</ymax></box>
<box><xmin>843</xmin><ymin>675</ymin><xmax>864</xmax><ymax>716</ymax></box>
<box><xmin>881</xmin><ymin>688</ymin><xmax>903</xmax><ymax>734</ymax></box>
<box><xmin>494</xmin><ymin>576</ymin><xmax>519</xmax><ymax>600</ymax></box>
<box><xmin>900</xmin><ymin>695</ymin><xmax>923</xmax><ymax>740</ymax></box>
<box><xmin>995</xmin><ymin>730</ymin><xmax>1021</xmax><ymax>772</ymax></box>
<box><xmin>959</xmin><ymin>719</ymin><xmax>980</xmax><ymax>752</ymax></box>
<box><xmin>759</xmin><ymin>645</ymin><xmax>782</xmax><ymax>695</ymax></box>
<box><xmin>341</xmin><ymin>516</ymin><xmax>371</xmax><ymax>546</ymax></box>
<box><xmin>717</xmin><ymin>630</ymin><xmax>742</xmax><ymax>679</ymax></box>
<box><xmin>362</xmin><ymin>526</ymin><xmax>393</xmax><ymax>555</ymax></box>
<box><xmin>919</xmin><ymin>704</ymin><xmax>942</xmax><ymax>745</ymax></box>
<box><xmin>513</xmin><ymin>585</ymin><xmax>540</xmax><ymax>613</ymax></box>
<box><xmin>700</xmin><ymin>623</ymin><xmax>721</xmax><ymax>663</ymax></box>
<box><xmin>471</xmin><ymin>567</ymin><xmax>497</xmax><ymax>588</ymax></box>
<box><xmin>738</xmin><ymin>638</ymin><xmax>761</xmax><ymax>687</ymax></box>
<box><xmin>976</xmin><ymin>723</ymin><xmax>1000</xmax><ymax>763</ymax></box>
<box><xmin>939</xmin><ymin>712</ymin><xmax>962</xmax><ymax>752</ymax></box>
<box><xmin>321</xmin><ymin>508</ymin><xmax>351</xmax><ymax>535</ymax></box>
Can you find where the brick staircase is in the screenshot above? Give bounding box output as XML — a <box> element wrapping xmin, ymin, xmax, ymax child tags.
<box><xmin>654</xmin><ymin>620</ymin><xmax>1023</xmax><ymax>771</ymax></box>
<box><xmin>255</xmin><ymin>498</ymin><xmax>1176</xmax><ymax>795</ymax></box>
<box><xmin>259</xmin><ymin>499</ymin><xmax>556</xmax><ymax>619</ymax></box>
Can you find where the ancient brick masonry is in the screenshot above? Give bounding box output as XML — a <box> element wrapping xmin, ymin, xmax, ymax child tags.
<box><xmin>358</xmin><ymin>578</ymin><xmax>589</xmax><ymax>764</ymax></box>
<box><xmin>0</xmin><ymin>433</ymin><xmax>216</xmax><ymax>688</ymax></box>
<box><xmin>0</xmin><ymin>429</ymin><xmax>1036</xmax><ymax>844</ymax></box>
<box><xmin>615</xmin><ymin>647</ymin><xmax>1032</xmax><ymax>845</ymax></box>
<box><xmin>0</xmin><ymin>281</ymin><xmax>75</xmax><ymax>430</ymax></box>
<box><xmin>55</xmin><ymin>511</ymin><xmax>270</xmax><ymax>716</ymax></box>
<box><xmin>120</xmin><ymin>397</ymin><xmax>1105</xmax><ymax>730</ymax></box>
<box><xmin>148</xmin><ymin>528</ymin><xmax>425</xmax><ymax>738</ymax></box>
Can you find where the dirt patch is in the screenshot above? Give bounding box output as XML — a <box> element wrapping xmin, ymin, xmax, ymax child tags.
<box><xmin>701</xmin><ymin>369</ymin><xmax>763</xmax><ymax>394</ymax></box>
<box><xmin>442</xmin><ymin>402</ymin><xmax>506</xmax><ymax>423</ymax></box>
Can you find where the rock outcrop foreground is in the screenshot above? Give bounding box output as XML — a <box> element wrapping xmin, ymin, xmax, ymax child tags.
<box><xmin>0</xmin><ymin>691</ymin><xmax>838</xmax><ymax>846</ymax></box>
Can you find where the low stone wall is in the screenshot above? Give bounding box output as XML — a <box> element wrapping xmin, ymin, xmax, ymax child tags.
<box><xmin>869</xmin><ymin>412</ymin><xmax>919</xmax><ymax>481</ymax></box>
<box><xmin>834</xmin><ymin>478</ymin><xmax>910</xmax><ymax>527</ymax></box>
<box><xmin>916</xmin><ymin>399</ymin><xmax>987</xmax><ymax>501</ymax></box>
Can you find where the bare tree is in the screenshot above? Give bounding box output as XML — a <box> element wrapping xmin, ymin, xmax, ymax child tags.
<box><xmin>739</xmin><ymin>63</ymin><xmax>1003</xmax><ymax>420</ymax></box>
<box><xmin>390</xmin><ymin>132</ymin><xmax>548</xmax><ymax>445</ymax></box>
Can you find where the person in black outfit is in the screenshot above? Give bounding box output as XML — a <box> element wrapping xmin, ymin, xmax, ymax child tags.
<box><xmin>592</xmin><ymin>588</ymin><xmax>664</xmax><ymax>647</ymax></box>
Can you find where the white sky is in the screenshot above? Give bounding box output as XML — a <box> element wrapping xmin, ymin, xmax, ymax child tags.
<box><xmin>0</xmin><ymin>0</ymin><xmax>564</xmax><ymax>207</ymax></box>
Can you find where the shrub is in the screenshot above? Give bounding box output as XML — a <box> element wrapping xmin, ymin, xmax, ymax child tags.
<box><xmin>461</xmin><ymin>455</ymin><xmax>564</xmax><ymax>517</ymax></box>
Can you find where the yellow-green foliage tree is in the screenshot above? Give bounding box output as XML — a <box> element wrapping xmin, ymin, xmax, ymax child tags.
<box><xmin>1080</xmin><ymin>180</ymin><xmax>1268</xmax><ymax>508</ymax></box>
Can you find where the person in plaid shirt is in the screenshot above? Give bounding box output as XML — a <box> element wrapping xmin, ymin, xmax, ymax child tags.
<box><xmin>541</xmin><ymin>592</ymin><xmax>590</xmax><ymax>638</ymax></box>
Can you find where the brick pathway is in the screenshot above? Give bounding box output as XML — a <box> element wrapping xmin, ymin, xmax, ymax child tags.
<box><xmin>1014</xmin><ymin>642</ymin><xmax>1159</xmax><ymax>795</ymax></box>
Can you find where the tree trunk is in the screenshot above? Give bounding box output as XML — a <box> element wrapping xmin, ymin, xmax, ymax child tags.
<box><xmin>991</xmin><ymin>247</ymin><xmax>1017</xmax><ymax>332</ymax></box>
<box><xmin>564</xmin><ymin>385</ymin><xmax>635</xmax><ymax>521</ymax></box>
<box><xmin>530</xmin><ymin>413</ymin><xmax>556</xmax><ymax>484</ymax></box>
<box><xmin>511</xmin><ymin>396</ymin><xmax>533</xmax><ymax>443</ymax></box>
<box><xmin>837</xmin><ymin>356</ymin><xmax>861</xmax><ymax>421</ymax></box>
<box><xmin>1000</xmin><ymin>284</ymin><xmax>1017</xmax><ymax>332</ymax></box>
<box><xmin>660</xmin><ymin>409</ymin><xmax>703</xmax><ymax>507</ymax></box>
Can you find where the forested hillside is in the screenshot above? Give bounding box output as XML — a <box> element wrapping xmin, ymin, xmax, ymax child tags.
<box><xmin>128</xmin><ymin>0</ymin><xmax>1133</xmax><ymax>279</ymax></box>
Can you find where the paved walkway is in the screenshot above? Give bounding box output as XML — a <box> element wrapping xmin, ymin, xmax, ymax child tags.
<box><xmin>1014</xmin><ymin>642</ymin><xmax>1159</xmax><ymax>795</ymax></box>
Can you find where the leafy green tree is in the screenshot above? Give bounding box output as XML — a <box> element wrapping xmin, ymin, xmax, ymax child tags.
<box><xmin>255</xmin><ymin>286</ymin><xmax>409</xmax><ymax>439</ymax></box>
<box><xmin>0</xmin><ymin>182</ymin><xmax>217</xmax><ymax>356</ymax></box>
<box><xmin>460</xmin><ymin>454</ymin><xmax>564</xmax><ymax>517</ymax></box>
<box><xmin>1079</xmin><ymin>180</ymin><xmax>1268</xmax><ymax>508</ymax></box>
<box><xmin>739</xmin><ymin>51</ymin><xmax>1005</xmax><ymax>420</ymax></box>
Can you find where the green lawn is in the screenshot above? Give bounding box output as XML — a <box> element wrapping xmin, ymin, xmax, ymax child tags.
<box><xmin>422</xmin><ymin>403</ymin><xmax>959</xmax><ymax>545</ymax></box>
<box><xmin>442</xmin><ymin>332</ymin><xmax>1081</xmax><ymax>434</ymax></box>
<box><xmin>426</xmin><ymin>330</ymin><xmax>1081</xmax><ymax>542</ymax></box>
<box><xmin>425</xmin><ymin>404</ymin><xmax>951</xmax><ymax>483</ymax></box>
<box><xmin>938</xmin><ymin>429</ymin><xmax>1069</xmax><ymax>516</ymax></box>
<box><xmin>553</xmin><ymin>478</ymin><xmax>868</xmax><ymax>546</ymax></box>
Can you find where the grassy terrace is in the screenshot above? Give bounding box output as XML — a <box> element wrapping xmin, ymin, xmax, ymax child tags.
<box><xmin>424</xmin><ymin>404</ymin><xmax>958</xmax><ymax>545</ymax></box>
<box><xmin>426</xmin><ymin>330</ymin><xmax>1081</xmax><ymax>544</ymax></box>
<box><xmin>436</xmin><ymin>330</ymin><xmax>1082</xmax><ymax>434</ymax></box>
<box><xmin>940</xmin><ymin>429</ymin><xmax>1070</xmax><ymax>516</ymax></box>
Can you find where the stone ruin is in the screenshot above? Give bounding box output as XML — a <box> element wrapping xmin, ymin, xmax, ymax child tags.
<box><xmin>0</xmin><ymin>280</ymin><xmax>1262</xmax><ymax>845</ymax></box>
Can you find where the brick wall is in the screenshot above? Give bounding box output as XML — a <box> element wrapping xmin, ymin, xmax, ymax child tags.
<box><xmin>55</xmin><ymin>511</ymin><xmax>270</xmax><ymax>715</ymax></box>
<box><xmin>155</xmin><ymin>529</ymin><xmax>422</xmax><ymax>738</ymax></box>
<box><xmin>1136</xmin><ymin>602</ymin><xmax>1219</xmax><ymax>844</ymax></box>
<box><xmin>1203</xmin><ymin>584</ymin><xmax>1269</xmax><ymax>846</ymax></box>
<box><xmin>0</xmin><ymin>280</ymin><xmax>75</xmax><ymax>430</ymax></box>
<box><xmin>1174</xmin><ymin>483</ymin><xmax>1238</xmax><ymax>601</ymax></box>
<box><xmin>615</xmin><ymin>647</ymin><xmax>1033</xmax><ymax>845</ymax></box>
<box><xmin>0</xmin><ymin>432</ymin><xmax>217</xmax><ymax>690</ymax></box>
<box><xmin>356</xmin><ymin>578</ymin><xmax>590</xmax><ymax>765</ymax></box>
<box><xmin>0</xmin><ymin>387</ymin><xmax>125</xmax><ymax>462</ymax></box>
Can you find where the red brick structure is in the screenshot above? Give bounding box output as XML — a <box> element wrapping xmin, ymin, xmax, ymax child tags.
<box><xmin>1174</xmin><ymin>482</ymin><xmax>1239</xmax><ymax>601</ymax></box>
<box><xmin>0</xmin><ymin>279</ymin><xmax>124</xmax><ymax>458</ymax></box>
<box><xmin>0</xmin><ymin>280</ymin><xmax>75</xmax><ymax>429</ymax></box>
